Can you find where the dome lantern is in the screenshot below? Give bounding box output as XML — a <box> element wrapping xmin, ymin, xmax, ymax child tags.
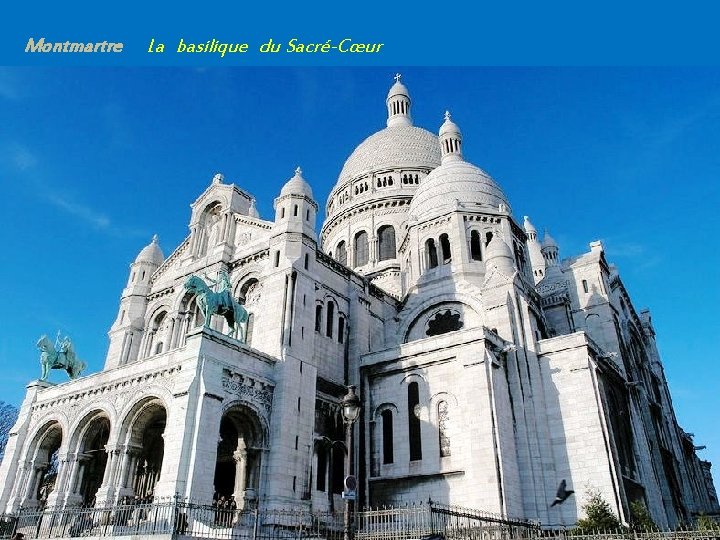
<box><xmin>386</xmin><ymin>73</ymin><xmax>412</xmax><ymax>128</ymax></box>
<box><xmin>439</xmin><ymin>111</ymin><xmax>463</xmax><ymax>164</ymax></box>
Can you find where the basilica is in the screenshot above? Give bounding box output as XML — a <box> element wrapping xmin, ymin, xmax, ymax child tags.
<box><xmin>0</xmin><ymin>77</ymin><xmax>716</xmax><ymax>529</ymax></box>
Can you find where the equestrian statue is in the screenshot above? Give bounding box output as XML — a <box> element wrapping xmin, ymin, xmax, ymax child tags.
<box><xmin>37</xmin><ymin>334</ymin><xmax>87</xmax><ymax>381</ymax></box>
<box><xmin>184</xmin><ymin>271</ymin><xmax>249</xmax><ymax>342</ymax></box>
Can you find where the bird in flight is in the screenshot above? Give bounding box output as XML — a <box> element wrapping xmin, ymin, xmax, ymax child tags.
<box><xmin>551</xmin><ymin>479</ymin><xmax>575</xmax><ymax>507</ymax></box>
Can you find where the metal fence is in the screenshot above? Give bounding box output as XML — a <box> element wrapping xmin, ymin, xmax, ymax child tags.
<box><xmin>0</xmin><ymin>500</ymin><xmax>717</xmax><ymax>540</ymax></box>
<box><xmin>0</xmin><ymin>500</ymin><xmax>345</xmax><ymax>540</ymax></box>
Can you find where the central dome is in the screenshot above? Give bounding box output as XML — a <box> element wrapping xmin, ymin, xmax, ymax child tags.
<box><xmin>336</xmin><ymin>125</ymin><xmax>440</xmax><ymax>186</ymax></box>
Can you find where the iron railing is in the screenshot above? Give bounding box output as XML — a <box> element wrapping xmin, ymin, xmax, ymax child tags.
<box><xmin>0</xmin><ymin>500</ymin><xmax>717</xmax><ymax>540</ymax></box>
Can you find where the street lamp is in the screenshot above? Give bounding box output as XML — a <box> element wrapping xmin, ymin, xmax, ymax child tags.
<box><xmin>341</xmin><ymin>385</ymin><xmax>361</xmax><ymax>540</ymax></box>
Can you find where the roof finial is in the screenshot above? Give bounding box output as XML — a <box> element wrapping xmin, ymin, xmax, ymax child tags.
<box><xmin>394</xmin><ymin>73</ymin><xmax>402</xmax><ymax>83</ymax></box>
<box><xmin>151</xmin><ymin>234</ymin><xmax>159</xmax><ymax>244</ymax></box>
<box><xmin>295</xmin><ymin>166</ymin><xmax>303</xmax><ymax>177</ymax></box>
<box><xmin>212</xmin><ymin>172</ymin><xmax>224</xmax><ymax>184</ymax></box>
<box><xmin>444</xmin><ymin>110</ymin><xmax>451</xmax><ymax>121</ymax></box>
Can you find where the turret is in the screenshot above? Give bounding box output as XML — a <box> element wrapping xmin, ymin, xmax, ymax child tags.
<box><xmin>386</xmin><ymin>73</ymin><xmax>412</xmax><ymax>127</ymax></box>
<box><xmin>273</xmin><ymin>167</ymin><xmax>318</xmax><ymax>240</ymax></box>
<box><xmin>439</xmin><ymin>111</ymin><xmax>463</xmax><ymax>164</ymax></box>
<box><xmin>541</xmin><ymin>232</ymin><xmax>562</xmax><ymax>278</ymax></box>
<box><xmin>524</xmin><ymin>216</ymin><xmax>546</xmax><ymax>284</ymax></box>
<box><xmin>105</xmin><ymin>235</ymin><xmax>164</xmax><ymax>369</ymax></box>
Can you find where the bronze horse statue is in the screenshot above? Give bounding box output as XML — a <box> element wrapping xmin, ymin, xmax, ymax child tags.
<box><xmin>184</xmin><ymin>275</ymin><xmax>249</xmax><ymax>342</ymax></box>
<box><xmin>37</xmin><ymin>335</ymin><xmax>86</xmax><ymax>381</ymax></box>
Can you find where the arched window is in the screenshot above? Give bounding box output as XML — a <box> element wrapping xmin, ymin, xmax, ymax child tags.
<box><xmin>381</xmin><ymin>410</ymin><xmax>394</xmax><ymax>464</ymax></box>
<box><xmin>315</xmin><ymin>305</ymin><xmax>323</xmax><ymax>332</ymax></box>
<box><xmin>326</xmin><ymin>301</ymin><xmax>334</xmax><ymax>338</ymax></box>
<box><xmin>470</xmin><ymin>230</ymin><xmax>482</xmax><ymax>261</ymax></box>
<box><xmin>316</xmin><ymin>447</ymin><xmax>327</xmax><ymax>491</ymax></box>
<box><xmin>485</xmin><ymin>231</ymin><xmax>493</xmax><ymax>246</ymax></box>
<box><xmin>336</xmin><ymin>241</ymin><xmax>347</xmax><ymax>266</ymax></box>
<box><xmin>440</xmin><ymin>234</ymin><xmax>452</xmax><ymax>263</ymax></box>
<box><xmin>377</xmin><ymin>225</ymin><xmax>396</xmax><ymax>261</ymax></box>
<box><xmin>425</xmin><ymin>239</ymin><xmax>438</xmax><ymax>269</ymax></box>
<box><xmin>338</xmin><ymin>316</ymin><xmax>345</xmax><ymax>344</ymax></box>
<box><xmin>354</xmin><ymin>231</ymin><xmax>369</xmax><ymax>267</ymax></box>
<box><xmin>408</xmin><ymin>382</ymin><xmax>422</xmax><ymax>461</ymax></box>
<box><xmin>438</xmin><ymin>401</ymin><xmax>451</xmax><ymax>457</ymax></box>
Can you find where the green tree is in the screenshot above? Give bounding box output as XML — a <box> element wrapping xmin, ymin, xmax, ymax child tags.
<box><xmin>0</xmin><ymin>401</ymin><xmax>19</xmax><ymax>460</ymax></box>
<box><xmin>574</xmin><ymin>491</ymin><xmax>623</xmax><ymax>533</ymax></box>
<box><xmin>629</xmin><ymin>500</ymin><xmax>657</xmax><ymax>531</ymax></box>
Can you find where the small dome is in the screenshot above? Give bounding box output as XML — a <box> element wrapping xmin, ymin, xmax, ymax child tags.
<box><xmin>409</xmin><ymin>161</ymin><xmax>510</xmax><ymax>221</ymax></box>
<box><xmin>439</xmin><ymin>111</ymin><xmax>461</xmax><ymax>137</ymax></box>
<box><xmin>542</xmin><ymin>232</ymin><xmax>558</xmax><ymax>249</ymax></box>
<box><xmin>280</xmin><ymin>167</ymin><xmax>314</xmax><ymax>199</ymax></box>
<box><xmin>135</xmin><ymin>235</ymin><xmax>164</xmax><ymax>266</ymax></box>
<box><xmin>523</xmin><ymin>216</ymin><xmax>537</xmax><ymax>236</ymax></box>
<box><xmin>387</xmin><ymin>79</ymin><xmax>409</xmax><ymax>100</ymax></box>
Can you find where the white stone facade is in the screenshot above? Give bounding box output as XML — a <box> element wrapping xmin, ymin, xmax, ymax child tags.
<box><xmin>0</xmin><ymin>77</ymin><xmax>717</xmax><ymax>529</ymax></box>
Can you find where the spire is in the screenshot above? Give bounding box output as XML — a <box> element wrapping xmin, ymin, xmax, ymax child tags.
<box><xmin>386</xmin><ymin>74</ymin><xmax>412</xmax><ymax>127</ymax></box>
<box><xmin>439</xmin><ymin>111</ymin><xmax>463</xmax><ymax>164</ymax></box>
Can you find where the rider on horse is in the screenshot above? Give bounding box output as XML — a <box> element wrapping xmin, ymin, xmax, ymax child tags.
<box><xmin>206</xmin><ymin>270</ymin><xmax>233</xmax><ymax>308</ymax></box>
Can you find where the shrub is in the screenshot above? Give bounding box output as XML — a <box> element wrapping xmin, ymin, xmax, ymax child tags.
<box><xmin>574</xmin><ymin>491</ymin><xmax>622</xmax><ymax>533</ymax></box>
<box><xmin>629</xmin><ymin>500</ymin><xmax>657</xmax><ymax>531</ymax></box>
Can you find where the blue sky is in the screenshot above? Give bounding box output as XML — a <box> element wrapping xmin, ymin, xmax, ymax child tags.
<box><xmin>1</xmin><ymin>67</ymin><xmax>719</xmax><ymax>478</ymax></box>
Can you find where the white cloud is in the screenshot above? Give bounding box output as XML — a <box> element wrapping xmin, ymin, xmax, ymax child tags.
<box><xmin>44</xmin><ymin>193</ymin><xmax>111</xmax><ymax>230</ymax></box>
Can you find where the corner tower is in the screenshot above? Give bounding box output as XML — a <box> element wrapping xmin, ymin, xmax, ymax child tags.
<box><xmin>105</xmin><ymin>235</ymin><xmax>164</xmax><ymax>369</ymax></box>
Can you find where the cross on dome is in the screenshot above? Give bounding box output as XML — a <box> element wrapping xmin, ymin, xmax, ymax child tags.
<box><xmin>295</xmin><ymin>166</ymin><xmax>303</xmax><ymax>176</ymax></box>
<box><xmin>394</xmin><ymin>73</ymin><xmax>402</xmax><ymax>83</ymax></box>
<box><xmin>444</xmin><ymin>110</ymin><xmax>451</xmax><ymax>121</ymax></box>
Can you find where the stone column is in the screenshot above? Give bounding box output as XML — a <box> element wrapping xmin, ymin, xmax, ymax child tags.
<box><xmin>181</xmin><ymin>315</ymin><xmax>192</xmax><ymax>347</ymax></box>
<box><xmin>232</xmin><ymin>443</ymin><xmax>248</xmax><ymax>506</ymax></box>
<box><xmin>8</xmin><ymin>462</ymin><xmax>30</xmax><ymax>505</ymax></box>
<box><xmin>20</xmin><ymin>464</ymin><xmax>45</xmax><ymax>508</ymax></box>
<box><xmin>94</xmin><ymin>445</ymin><xmax>121</xmax><ymax>506</ymax></box>
<box><xmin>44</xmin><ymin>453</ymin><xmax>72</xmax><ymax>508</ymax></box>
<box><xmin>116</xmin><ymin>445</ymin><xmax>142</xmax><ymax>499</ymax></box>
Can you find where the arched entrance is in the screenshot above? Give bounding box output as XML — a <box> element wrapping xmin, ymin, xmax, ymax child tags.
<box><xmin>128</xmin><ymin>401</ymin><xmax>166</xmax><ymax>500</ymax></box>
<box><xmin>76</xmin><ymin>415</ymin><xmax>111</xmax><ymax>506</ymax></box>
<box><xmin>214</xmin><ymin>405</ymin><xmax>265</xmax><ymax>509</ymax></box>
<box><xmin>18</xmin><ymin>422</ymin><xmax>62</xmax><ymax>509</ymax></box>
